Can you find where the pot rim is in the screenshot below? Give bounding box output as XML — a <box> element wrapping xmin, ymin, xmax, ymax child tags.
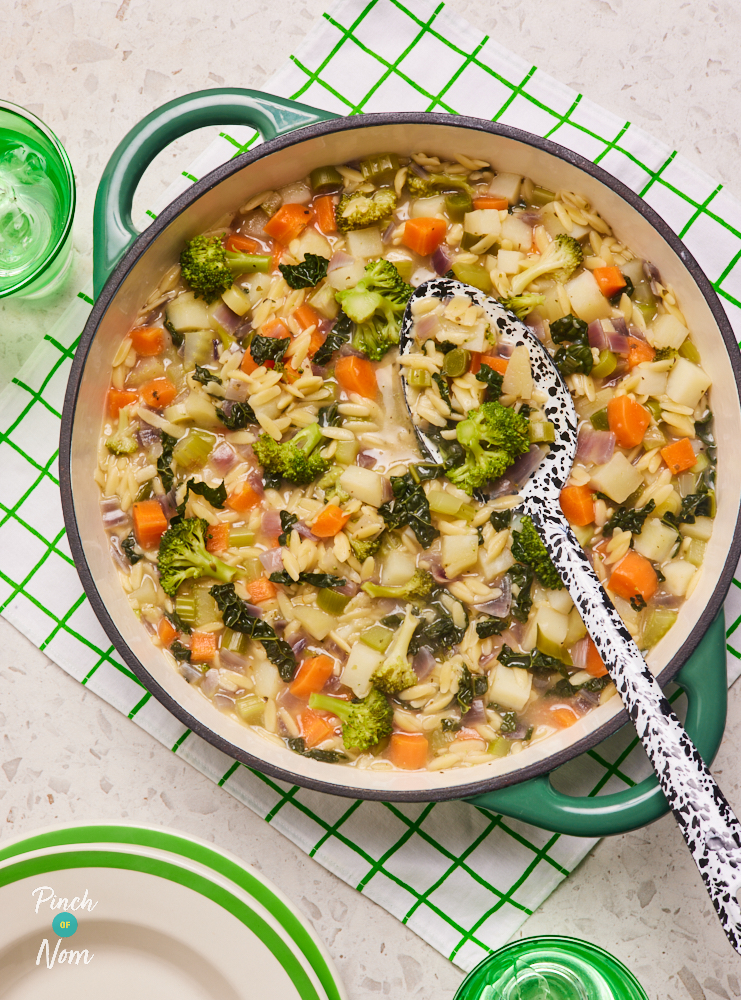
<box><xmin>60</xmin><ymin>111</ymin><xmax>741</xmax><ymax>802</ymax></box>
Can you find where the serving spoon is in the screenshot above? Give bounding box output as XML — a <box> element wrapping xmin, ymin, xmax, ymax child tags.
<box><xmin>399</xmin><ymin>276</ymin><xmax>741</xmax><ymax>955</ymax></box>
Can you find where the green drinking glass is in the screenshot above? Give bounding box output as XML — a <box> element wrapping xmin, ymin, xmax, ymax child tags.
<box><xmin>454</xmin><ymin>936</ymin><xmax>648</xmax><ymax>1000</ymax></box>
<box><xmin>0</xmin><ymin>100</ymin><xmax>75</xmax><ymax>299</ymax></box>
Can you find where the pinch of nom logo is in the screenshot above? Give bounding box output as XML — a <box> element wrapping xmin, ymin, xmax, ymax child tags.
<box><xmin>33</xmin><ymin>885</ymin><xmax>96</xmax><ymax>969</ymax></box>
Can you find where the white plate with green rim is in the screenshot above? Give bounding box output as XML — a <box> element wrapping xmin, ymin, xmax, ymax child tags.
<box><xmin>0</xmin><ymin>823</ymin><xmax>346</xmax><ymax>1000</ymax></box>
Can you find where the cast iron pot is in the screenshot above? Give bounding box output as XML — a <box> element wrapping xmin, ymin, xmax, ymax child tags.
<box><xmin>60</xmin><ymin>89</ymin><xmax>741</xmax><ymax>836</ymax></box>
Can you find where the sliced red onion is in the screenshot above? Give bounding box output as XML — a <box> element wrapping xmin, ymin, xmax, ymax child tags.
<box><xmin>294</xmin><ymin>520</ymin><xmax>318</xmax><ymax>541</ymax></box>
<box><xmin>201</xmin><ymin>669</ymin><xmax>220</xmax><ymax>698</ymax></box>
<box><xmin>607</xmin><ymin>332</ymin><xmax>630</xmax><ymax>354</ymax></box>
<box><xmin>137</xmin><ymin>424</ymin><xmax>161</xmax><ymax>448</ymax></box>
<box><xmin>518</xmin><ymin>211</ymin><xmax>541</xmax><ymax>226</ymax></box>
<box><xmin>611</xmin><ymin>316</ymin><xmax>628</xmax><ymax>337</ymax></box>
<box><xmin>100</xmin><ymin>497</ymin><xmax>128</xmax><ymax>529</ymax></box>
<box><xmin>411</xmin><ymin>267</ymin><xmax>437</xmax><ymax>287</ymax></box>
<box><xmin>474</xmin><ymin>576</ymin><xmax>511</xmax><ymax>619</ymax></box>
<box><xmin>312</xmin><ymin>364</ymin><xmax>328</xmax><ymax>378</ymax></box>
<box><xmin>410</xmin><ymin>162</ymin><xmax>429</xmax><ymax>179</ymax></box>
<box><xmin>287</xmin><ymin>634</ymin><xmax>308</xmax><ymax>654</ymax></box>
<box><xmin>179</xmin><ymin>663</ymin><xmax>203</xmax><ymax>684</ymax></box>
<box><xmin>109</xmin><ymin>535</ymin><xmax>128</xmax><ymax>571</ymax></box>
<box><xmin>490</xmin><ymin>477</ymin><xmax>514</xmax><ymax>498</ymax></box>
<box><xmin>466</xmin><ymin>698</ymin><xmax>487</xmax><ymax>724</ymax></box>
<box><xmin>259</xmin><ymin>548</ymin><xmax>284</xmax><ymax>574</ymax></box>
<box><xmin>588</xmin><ymin>321</ymin><xmax>610</xmax><ymax>352</ymax></box>
<box><xmin>413</xmin><ymin>647</ymin><xmax>436</xmax><ymax>680</ymax></box>
<box><xmin>339</xmin><ymin>342</ymin><xmax>366</xmax><ymax>359</ymax></box>
<box><xmin>261</xmin><ymin>509</ymin><xmax>282</xmax><ymax>536</ymax></box>
<box><xmin>507</xmin><ymin>445</ymin><xmax>543</xmax><ymax>486</ymax></box>
<box><xmin>432</xmin><ymin>245</ymin><xmax>452</xmax><ymax>276</ymax></box>
<box><xmin>430</xmin><ymin>565</ymin><xmax>449</xmax><ymax>585</ymax></box>
<box><xmin>415</xmin><ymin>312</ymin><xmax>440</xmax><ymax>340</ymax></box>
<box><xmin>382</xmin><ymin>221</ymin><xmax>396</xmax><ymax>245</ymax></box>
<box><xmin>222</xmin><ymin>380</ymin><xmax>251</xmax><ymax>403</ymax></box>
<box><xmin>157</xmin><ymin>492</ymin><xmax>178</xmax><ymax>521</ymax></box>
<box><xmin>336</xmin><ymin>581</ymin><xmax>359</xmax><ymax>598</ymax></box>
<box><xmin>525</xmin><ymin>313</ymin><xmax>545</xmax><ymax>342</ymax></box>
<box><xmin>503</xmin><ymin>723</ymin><xmax>528</xmax><ymax>740</ymax></box>
<box><xmin>575</xmin><ymin>690</ymin><xmax>600</xmax><ymax>711</ymax></box>
<box><xmin>248</xmin><ymin>471</ymin><xmax>265</xmax><ymax>496</ymax></box>
<box><xmin>211</xmin><ymin>302</ymin><xmax>241</xmax><ymax>334</ymax></box>
<box><xmin>328</xmin><ymin>250</ymin><xmax>355</xmax><ymax>273</ymax></box>
<box><xmin>213</xmin><ymin>693</ymin><xmax>236</xmax><ymax>712</ymax></box>
<box><xmin>219</xmin><ymin>648</ymin><xmax>249</xmax><ymax>670</ymax></box>
<box><xmin>211</xmin><ymin>441</ymin><xmax>237</xmax><ymax>474</ymax></box>
<box><xmin>496</xmin><ymin>342</ymin><xmax>514</xmax><ymax>359</ymax></box>
<box><xmin>571</xmin><ymin>637</ymin><xmax>590</xmax><ymax>670</ymax></box>
<box><xmin>357</xmin><ymin>451</ymin><xmax>377</xmax><ymax>469</ymax></box>
<box><xmin>576</xmin><ymin>428</ymin><xmax>615</xmax><ymax>465</ymax></box>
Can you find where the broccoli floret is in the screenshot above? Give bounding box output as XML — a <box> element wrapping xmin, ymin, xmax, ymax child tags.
<box><xmin>335</xmin><ymin>189</ymin><xmax>397</xmax><ymax>233</ymax></box>
<box><xmin>158</xmin><ymin>517</ymin><xmax>238</xmax><ymax>597</ymax></box>
<box><xmin>361</xmin><ymin>569</ymin><xmax>434</xmax><ymax>601</ymax></box>
<box><xmin>446</xmin><ymin>401</ymin><xmax>531</xmax><ymax>495</ymax></box>
<box><xmin>500</xmin><ymin>292</ymin><xmax>546</xmax><ymax>320</ymax></box>
<box><xmin>308</xmin><ymin>688</ymin><xmax>393</xmax><ymax>750</ymax></box>
<box><xmin>510</xmin><ymin>235</ymin><xmax>583</xmax><ymax>296</ymax></box>
<box><xmin>406</xmin><ymin>172</ymin><xmax>474</xmax><ymax>198</ymax></box>
<box><xmin>371</xmin><ymin>605</ymin><xmax>420</xmax><ymax>694</ymax></box>
<box><xmin>349</xmin><ymin>535</ymin><xmax>384</xmax><ymax>562</ymax></box>
<box><xmin>511</xmin><ymin>515</ymin><xmax>563</xmax><ymax>590</ymax></box>
<box><xmin>106</xmin><ymin>407</ymin><xmax>138</xmax><ymax>455</ymax></box>
<box><xmin>335</xmin><ymin>259</ymin><xmax>413</xmax><ymax>361</ymax></box>
<box><xmin>252</xmin><ymin>421</ymin><xmax>330</xmax><ymax>485</ymax></box>
<box><xmin>180</xmin><ymin>235</ymin><xmax>233</xmax><ymax>302</ymax></box>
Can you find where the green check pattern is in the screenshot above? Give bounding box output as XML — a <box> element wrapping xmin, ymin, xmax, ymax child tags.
<box><xmin>2</xmin><ymin>0</ymin><xmax>741</xmax><ymax>971</ymax></box>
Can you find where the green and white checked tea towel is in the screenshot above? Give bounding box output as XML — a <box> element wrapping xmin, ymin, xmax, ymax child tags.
<box><xmin>3</xmin><ymin>0</ymin><xmax>741</xmax><ymax>971</ymax></box>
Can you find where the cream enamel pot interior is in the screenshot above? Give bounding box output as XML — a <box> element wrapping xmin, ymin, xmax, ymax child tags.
<box><xmin>60</xmin><ymin>90</ymin><xmax>741</xmax><ymax>813</ymax></box>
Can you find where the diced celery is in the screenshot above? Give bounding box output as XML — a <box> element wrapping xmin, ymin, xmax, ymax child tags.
<box><xmin>427</xmin><ymin>490</ymin><xmax>467</xmax><ymax>517</ymax></box>
<box><xmin>591</xmin><ymin>350</ymin><xmax>616</xmax><ymax>379</ymax></box>
<box><xmin>194</xmin><ymin>587</ymin><xmax>218</xmax><ymax>627</ymax></box>
<box><xmin>442</xmin><ymin>348</ymin><xmax>471</xmax><ymax>377</ymax></box>
<box><xmin>310</xmin><ymin>165</ymin><xmax>343</xmax><ymax>191</ymax></box>
<box><xmin>334</xmin><ymin>438</ymin><xmax>359</xmax><ymax>465</ymax></box>
<box><xmin>235</xmin><ymin>694</ymin><xmax>265</xmax><ymax>725</ymax></box>
<box><xmin>127</xmin><ymin>357</ymin><xmax>166</xmax><ymax>387</ymax></box>
<box><xmin>241</xmin><ymin>557</ymin><xmax>263</xmax><ymax>583</ymax></box>
<box><xmin>641</xmin><ymin>608</ymin><xmax>677</xmax><ymax>649</ymax></box>
<box><xmin>572</xmin><ymin>524</ymin><xmax>594</xmax><ymax>548</ymax></box>
<box><xmin>679</xmin><ymin>339</ymin><xmax>701</xmax><ymax>364</ymax></box>
<box><xmin>229</xmin><ymin>527</ymin><xmax>255</xmax><ymax>548</ymax></box>
<box><xmin>645</xmin><ymin>399</ymin><xmax>662</xmax><ymax>422</ymax></box>
<box><xmin>172</xmin><ymin>429</ymin><xmax>216</xmax><ymax>470</ymax></box>
<box><xmin>183</xmin><ymin>328</ymin><xmax>215</xmax><ymax>371</ymax></box>
<box><xmin>488</xmin><ymin>737</ymin><xmax>511</xmax><ymax>758</ymax></box>
<box><xmin>445</xmin><ymin>190</ymin><xmax>473</xmax><ymax>222</ymax></box>
<box><xmin>459</xmin><ymin>232</ymin><xmax>481</xmax><ymax>251</ymax></box>
<box><xmin>590</xmin><ymin>407</ymin><xmax>609</xmax><ymax>431</ymax></box>
<box><xmin>653</xmin><ymin>490</ymin><xmax>681</xmax><ymax>520</ymax></box>
<box><xmin>677</xmin><ymin>472</ymin><xmax>698</xmax><ymax>498</ymax></box>
<box><xmin>686</xmin><ymin>538</ymin><xmax>706</xmax><ymax>567</ymax></box>
<box><xmin>528</xmin><ymin>420</ymin><xmax>556</xmax><ymax>443</ymax></box>
<box><xmin>359</xmin><ymin>625</ymin><xmax>395</xmax><ymax>653</ymax></box>
<box><xmin>135</xmin><ymin>481</ymin><xmax>153</xmax><ymax>502</ymax></box>
<box><xmin>531</xmin><ymin>186</ymin><xmax>555</xmax><ymax>207</ymax></box>
<box><xmin>222</xmin><ymin>628</ymin><xmax>250</xmax><ymax>655</ymax></box>
<box><xmin>409</xmin><ymin>369</ymin><xmax>432</xmax><ymax>389</ymax></box>
<box><xmin>175</xmin><ymin>584</ymin><xmax>197</xmax><ymax>626</ymax></box>
<box><xmin>451</xmin><ymin>261</ymin><xmax>492</xmax><ymax>293</ymax></box>
<box><xmin>691</xmin><ymin>452</ymin><xmax>710</xmax><ymax>474</ymax></box>
<box><xmin>317</xmin><ymin>588</ymin><xmax>351</xmax><ymax>615</ymax></box>
<box><xmin>536</xmin><ymin>626</ymin><xmax>573</xmax><ymax>666</ymax></box>
<box><xmin>642</xmin><ymin>424</ymin><xmax>666</xmax><ymax>450</ymax></box>
<box><xmin>359</xmin><ymin>153</ymin><xmax>400</xmax><ymax>184</ymax></box>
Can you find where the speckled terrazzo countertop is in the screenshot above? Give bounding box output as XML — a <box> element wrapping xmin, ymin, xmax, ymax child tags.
<box><xmin>2</xmin><ymin>1</ymin><xmax>741</xmax><ymax>996</ymax></box>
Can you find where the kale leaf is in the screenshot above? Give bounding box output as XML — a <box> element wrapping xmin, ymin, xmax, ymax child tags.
<box><xmin>157</xmin><ymin>432</ymin><xmax>177</xmax><ymax>493</ymax></box>
<box><xmin>278</xmin><ymin>511</ymin><xmax>298</xmax><ymax>546</ymax></box>
<box><xmin>172</xmin><ymin>477</ymin><xmax>227</xmax><ymax>523</ymax></box>
<box><xmin>250</xmin><ymin>334</ymin><xmax>291</xmax><ymax>366</ymax></box>
<box><xmin>217</xmin><ymin>400</ymin><xmax>257</xmax><ymax>429</ymax></box>
<box><xmin>317</xmin><ymin>402</ymin><xmax>342</xmax><ymax>427</ymax></box>
<box><xmin>662</xmin><ymin>489</ymin><xmax>715</xmax><ymax>528</ymax></box>
<box><xmin>193</xmin><ymin>364</ymin><xmax>222</xmax><ymax>386</ymax></box>
<box><xmin>550</xmin><ymin>313</ymin><xmax>593</xmax><ymax>377</ymax></box>
<box><xmin>508</xmin><ymin>562</ymin><xmax>534</xmax><ymax>623</ymax></box>
<box><xmin>432</xmin><ymin>372</ymin><xmax>451</xmax><ymax>406</ymax></box>
<box><xmin>422</xmin><ymin>425</ymin><xmax>465</xmax><ymax>471</ymax></box>
<box><xmin>379</xmin><ymin>472</ymin><xmax>439</xmax><ymax>549</ymax></box>
<box><xmin>210</xmin><ymin>583</ymin><xmax>296</xmax><ymax>680</ymax></box>
<box><xmin>269</xmin><ymin>570</ymin><xmax>347</xmax><ymax>588</ymax></box>
<box><xmin>497</xmin><ymin>644</ymin><xmax>532</xmax><ymax>669</ymax></box>
<box><xmin>489</xmin><ymin>509</ymin><xmax>512</xmax><ymax>532</ymax></box>
<box><xmin>122</xmin><ymin>531</ymin><xmax>142</xmax><ymax>565</ymax></box>
<box><xmin>499</xmin><ymin>712</ymin><xmax>518</xmax><ymax>734</ymax></box>
<box><xmin>165</xmin><ymin>609</ymin><xmax>192</xmax><ymax>635</ymax></box>
<box><xmin>603</xmin><ymin>499</ymin><xmax>655</xmax><ymax>536</ymax></box>
<box><xmin>279</xmin><ymin>253</ymin><xmax>329</xmax><ymax>289</ymax></box>
<box><xmin>170</xmin><ymin>640</ymin><xmax>192</xmax><ymax>662</ymax></box>
<box><xmin>475</xmin><ymin>615</ymin><xmax>509</xmax><ymax>639</ymax></box>
<box><xmin>313</xmin><ymin>312</ymin><xmax>352</xmax><ymax>365</ymax></box>
<box><xmin>457</xmin><ymin>664</ymin><xmax>488</xmax><ymax>714</ymax></box>
<box><xmin>287</xmin><ymin>737</ymin><xmax>347</xmax><ymax>763</ymax></box>
<box><xmin>550</xmin><ymin>314</ymin><xmax>589</xmax><ymax>343</ymax></box>
<box><xmin>474</xmin><ymin>363</ymin><xmax>504</xmax><ymax>400</ymax></box>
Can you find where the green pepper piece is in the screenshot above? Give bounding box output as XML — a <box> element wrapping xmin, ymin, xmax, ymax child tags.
<box><xmin>310</xmin><ymin>165</ymin><xmax>343</xmax><ymax>192</ymax></box>
<box><xmin>445</xmin><ymin>190</ymin><xmax>473</xmax><ymax>222</ymax></box>
<box><xmin>590</xmin><ymin>407</ymin><xmax>609</xmax><ymax>431</ymax></box>
<box><xmin>451</xmin><ymin>261</ymin><xmax>492</xmax><ymax>293</ymax></box>
<box><xmin>679</xmin><ymin>339</ymin><xmax>701</xmax><ymax>364</ymax></box>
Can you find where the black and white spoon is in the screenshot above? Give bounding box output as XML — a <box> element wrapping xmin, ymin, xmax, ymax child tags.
<box><xmin>400</xmin><ymin>277</ymin><xmax>741</xmax><ymax>954</ymax></box>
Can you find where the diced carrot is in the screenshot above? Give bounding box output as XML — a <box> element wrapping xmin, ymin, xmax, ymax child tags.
<box><xmin>559</xmin><ymin>485</ymin><xmax>595</xmax><ymax>527</ymax></box>
<box><xmin>271</xmin><ymin>244</ymin><xmax>285</xmax><ymax>272</ymax></box>
<box><xmin>476</xmin><ymin>355</ymin><xmax>508</xmax><ymax>376</ymax></box>
<box><xmin>402</xmin><ymin>217</ymin><xmax>447</xmax><ymax>257</ymax></box>
<box><xmin>660</xmin><ymin>437</ymin><xmax>697</xmax><ymax>475</ymax></box>
<box><xmin>281</xmin><ymin>362</ymin><xmax>302</xmax><ymax>384</ymax></box>
<box><xmin>626</xmin><ymin>336</ymin><xmax>655</xmax><ymax>369</ymax></box>
<box><xmin>263</xmin><ymin>203</ymin><xmax>312</xmax><ymax>244</ymax></box>
<box><xmin>259</xmin><ymin>316</ymin><xmax>291</xmax><ymax>340</ymax></box>
<box><xmin>299</xmin><ymin>709</ymin><xmax>335</xmax><ymax>748</ymax></box>
<box><xmin>308</xmin><ymin>328</ymin><xmax>326</xmax><ymax>357</ymax></box>
<box><xmin>585</xmin><ymin>637</ymin><xmax>607</xmax><ymax>678</ymax></box>
<box><xmin>132</xmin><ymin>500</ymin><xmax>168</xmax><ymax>550</ymax></box>
<box><xmin>389</xmin><ymin>732</ymin><xmax>429</xmax><ymax>770</ymax></box>
<box><xmin>607</xmin><ymin>395</ymin><xmax>651</xmax><ymax>448</ymax></box>
<box><xmin>290</xmin><ymin>654</ymin><xmax>335</xmax><ymax>699</ymax></box>
<box><xmin>551</xmin><ymin>707</ymin><xmax>579</xmax><ymax>729</ymax></box>
<box><xmin>473</xmin><ymin>197</ymin><xmax>508</xmax><ymax>211</ymax></box>
<box><xmin>293</xmin><ymin>303</ymin><xmax>321</xmax><ymax>333</ymax></box>
<box><xmin>190</xmin><ymin>631</ymin><xmax>217</xmax><ymax>663</ymax></box>
<box><xmin>335</xmin><ymin>355</ymin><xmax>377</xmax><ymax>398</ymax></box>
<box><xmin>608</xmin><ymin>549</ymin><xmax>658</xmax><ymax>603</ymax></box>
<box><xmin>225</xmin><ymin>233</ymin><xmax>261</xmax><ymax>253</ymax></box>
<box><xmin>247</xmin><ymin>576</ymin><xmax>277</xmax><ymax>604</ymax></box>
<box><xmin>313</xmin><ymin>196</ymin><xmax>337</xmax><ymax>234</ymax></box>
<box><xmin>140</xmin><ymin>377</ymin><xmax>177</xmax><ymax>409</ymax></box>
<box><xmin>158</xmin><ymin>616</ymin><xmax>178</xmax><ymax>646</ymax></box>
<box><xmin>130</xmin><ymin>325</ymin><xmax>165</xmax><ymax>356</ymax></box>
<box><xmin>311</xmin><ymin>504</ymin><xmax>351</xmax><ymax>538</ymax></box>
<box><xmin>108</xmin><ymin>387</ymin><xmax>138</xmax><ymax>418</ymax></box>
<box><xmin>240</xmin><ymin>350</ymin><xmax>260</xmax><ymax>374</ymax></box>
<box><xmin>206</xmin><ymin>523</ymin><xmax>230</xmax><ymax>553</ymax></box>
<box><xmin>592</xmin><ymin>266</ymin><xmax>627</xmax><ymax>299</ymax></box>
<box><xmin>227</xmin><ymin>480</ymin><xmax>263</xmax><ymax>513</ymax></box>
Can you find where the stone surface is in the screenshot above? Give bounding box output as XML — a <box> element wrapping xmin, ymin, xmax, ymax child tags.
<box><xmin>2</xmin><ymin>0</ymin><xmax>741</xmax><ymax>996</ymax></box>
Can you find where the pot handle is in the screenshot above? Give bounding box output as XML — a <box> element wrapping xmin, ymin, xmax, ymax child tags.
<box><xmin>466</xmin><ymin>610</ymin><xmax>727</xmax><ymax>837</ymax></box>
<box><xmin>93</xmin><ymin>89</ymin><xmax>339</xmax><ymax>296</ymax></box>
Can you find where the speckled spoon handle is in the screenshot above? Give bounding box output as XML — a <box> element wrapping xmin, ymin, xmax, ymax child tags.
<box><xmin>526</xmin><ymin>498</ymin><xmax>741</xmax><ymax>952</ymax></box>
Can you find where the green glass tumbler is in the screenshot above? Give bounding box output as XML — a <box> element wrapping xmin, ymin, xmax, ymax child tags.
<box><xmin>454</xmin><ymin>937</ymin><xmax>648</xmax><ymax>1000</ymax></box>
<box><xmin>0</xmin><ymin>100</ymin><xmax>75</xmax><ymax>299</ymax></box>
